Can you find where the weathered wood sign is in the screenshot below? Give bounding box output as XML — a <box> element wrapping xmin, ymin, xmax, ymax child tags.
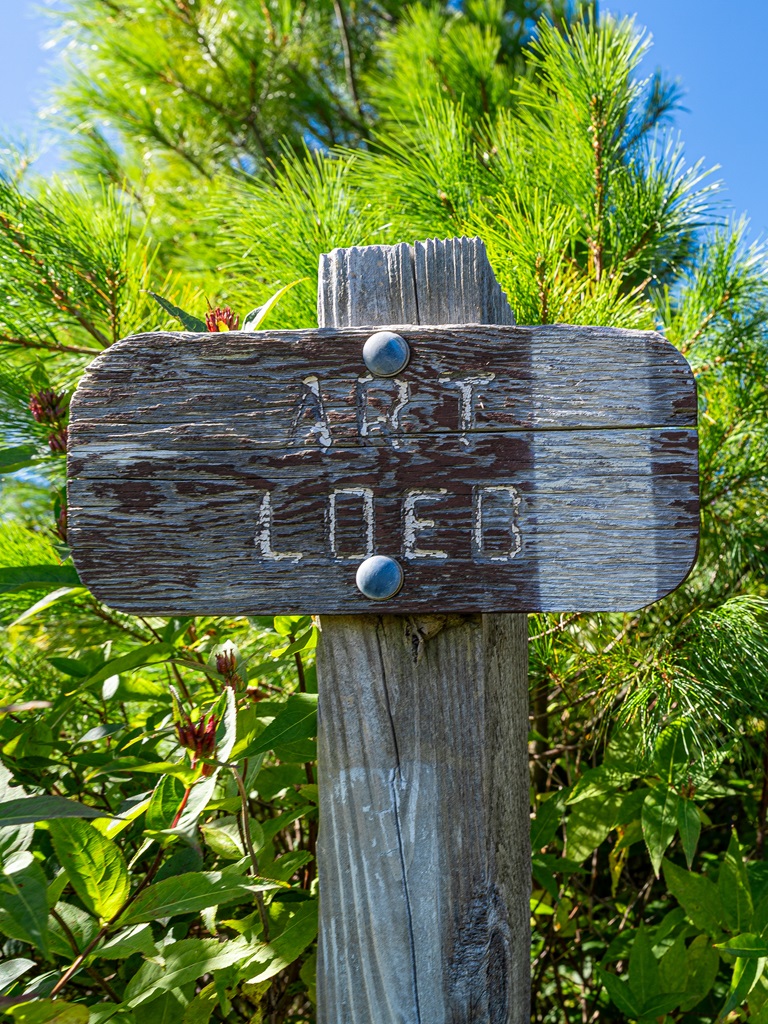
<box><xmin>66</xmin><ymin>237</ymin><xmax>701</xmax><ymax>1024</ymax></box>
<box><xmin>68</xmin><ymin>323</ymin><xmax>698</xmax><ymax>614</ymax></box>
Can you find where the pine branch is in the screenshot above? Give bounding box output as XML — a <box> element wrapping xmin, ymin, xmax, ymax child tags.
<box><xmin>332</xmin><ymin>0</ymin><xmax>363</xmax><ymax>120</ymax></box>
<box><xmin>1</xmin><ymin>335</ymin><xmax>102</xmax><ymax>357</ymax></box>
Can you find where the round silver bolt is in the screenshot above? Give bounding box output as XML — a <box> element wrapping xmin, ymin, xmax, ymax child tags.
<box><xmin>355</xmin><ymin>555</ymin><xmax>404</xmax><ymax>601</ymax></box>
<box><xmin>362</xmin><ymin>331</ymin><xmax>411</xmax><ymax>377</ymax></box>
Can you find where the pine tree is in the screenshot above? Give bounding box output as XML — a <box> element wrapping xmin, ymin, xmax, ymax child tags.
<box><xmin>1</xmin><ymin>7</ymin><xmax>768</xmax><ymax>1023</ymax></box>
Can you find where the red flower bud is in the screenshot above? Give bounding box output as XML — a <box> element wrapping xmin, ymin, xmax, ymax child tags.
<box><xmin>175</xmin><ymin>710</ymin><xmax>217</xmax><ymax>761</ymax></box>
<box><xmin>205</xmin><ymin>306</ymin><xmax>239</xmax><ymax>332</ymax></box>
<box><xmin>215</xmin><ymin>649</ymin><xmax>242</xmax><ymax>690</ymax></box>
<box><xmin>199</xmin><ymin>712</ymin><xmax>217</xmax><ymax>757</ymax></box>
<box><xmin>48</xmin><ymin>427</ymin><xmax>68</xmax><ymax>453</ymax></box>
<box><xmin>29</xmin><ymin>389</ymin><xmax>68</xmax><ymax>425</ymax></box>
<box><xmin>54</xmin><ymin>506</ymin><xmax>68</xmax><ymax>544</ymax></box>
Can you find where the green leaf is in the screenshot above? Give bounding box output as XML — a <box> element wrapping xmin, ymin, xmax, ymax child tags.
<box><xmin>149</xmin><ymin>292</ymin><xmax>207</xmax><ymax>332</ymax></box>
<box><xmin>0</xmin><ymin>795</ymin><xmax>106</xmax><ymax>827</ymax></box>
<box><xmin>300</xmin><ymin>950</ymin><xmax>317</xmax><ymax>1006</ymax></box>
<box><xmin>88</xmin><ymin>759</ymin><xmax>196</xmax><ymax>785</ymax></box>
<box><xmin>200</xmin><ymin>816</ymin><xmax>264</xmax><ymax>861</ymax></box>
<box><xmin>598</xmin><ymin>967</ymin><xmax>640</xmax><ymax>1018</ymax></box>
<box><xmin>0</xmin><ymin>766</ymin><xmax>33</xmax><ymax>862</ymax></box>
<box><xmin>717</xmin><ymin>934</ymin><xmax>768</xmax><ymax>958</ymax></box>
<box><xmin>720</xmin><ymin>954</ymin><xmax>766</xmax><ymax>1018</ymax></box>
<box><xmin>47</xmin><ymin>657</ymin><xmax>91</xmax><ymax>678</ymax></box>
<box><xmin>263</xmin><ymin>849</ymin><xmax>313</xmax><ymax>883</ymax></box>
<box><xmin>677</xmin><ymin>798</ymin><xmax>701</xmax><ymax>869</ymax></box>
<box><xmin>0</xmin><ymin>565</ymin><xmax>80</xmax><ymax>594</ymax></box>
<box><xmin>653</xmin><ymin>720</ymin><xmax>694</xmax><ymax>786</ymax></box>
<box><xmin>242</xmin><ymin>899</ymin><xmax>318</xmax><ymax>983</ymax></box>
<box><xmin>241</xmin><ymin>279</ymin><xmax>305</xmax><ymax>331</ymax></box>
<box><xmin>49</xmin><ymin>819</ymin><xmax>130</xmax><ymax>922</ymax></box>
<box><xmin>720</xmin><ymin>831</ymin><xmax>754</xmax><ymax>933</ymax></box>
<box><xmin>0</xmin><ymin>958</ymin><xmax>35</xmax><ymax>995</ymax></box>
<box><xmin>145</xmin><ymin>776</ymin><xmax>186</xmax><ymax>833</ymax></box>
<box><xmin>628</xmin><ymin>923</ymin><xmax>660</xmax><ymax>1007</ymax></box>
<box><xmin>124</xmin><ymin>936</ymin><xmax>253</xmax><ymax>1008</ymax></box>
<box><xmin>658</xmin><ymin>932</ymin><xmax>688</xmax><ymax>994</ymax></box>
<box><xmin>117</xmin><ymin>870</ymin><xmax>279</xmax><ymax>926</ymax></box>
<box><xmin>567</xmin><ymin>765</ymin><xmax>637</xmax><ymax>804</ymax></box>
<box><xmin>48</xmin><ymin>901</ymin><xmax>98</xmax><ymax>958</ymax></box>
<box><xmin>272</xmin><ymin>615</ymin><xmax>305</xmax><ymax>637</ymax></box>
<box><xmin>83</xmin><ymin>643</ymin><xmax>173</xmax><ymax>687</ymax></box>
<box><xmin>77</xmin><ymin>724</ymin><xmax>123</xmax><ymax>744</ymax></box>
<box><xmin>642</xmin><ymin>785</ymin><xmax>680</xmax><ymax>876</ymax></box>
<box><xmin>98</xmin><ymin>923</ymin><xmax>157</xmax><ymax>959</ymax></box>
<box><xmin>215</xmin><ymin>686</ymin><xmax>237</xmax><ymax>764</ymax></box>
<box><xmin>7</xmin><ymin>1002</ymin><xmax>90</xmax><ymax>1024</ymax></box>
<box><xmin>141</xmin><ymin>989</ymin><xmax>191</xmax><ymax>1024</ymax></box>
<box><xmin>238</xmin><ymin>694</ymin><xmax>317</xmax><ymax>759</ymax></box>
<box><xmin>175</xmin><ymin>775</ymin><xmax>219</xmax><ymax>843</ymax></box>
<box><xmin>663</xmin><ymin>858</ymin><xmax>726</xmax><ymax>936</ymax></box>
<box><xmin>565</xmin><ymin>793</ymin><xmax>623</xmax><ymax>863</ymax></box>
<box><xmin>0</xmin><ymin>853</ymin><xmax>49</xmax><ymax>956</ymax></box>
<box><xmin>86</xmin><ymin>1006</ymin><xmax>125</xmax><ymax>1024</ymax></box>
<box><xmin>0</xmin><ymin>445</ymin><xmax>37</xmax><ymax>474</ymax></box>
<box><xmin>270</xmin><ymin>627</ymin><xmax>317</xmax><ymax>660</ymax></box>
<box><xmin>182</xmin><ymin>982</ymin><xmax>219</xmax><ymax>1024</ymax></box>
<box><xmin>680</xmin><ymin>933</ymin><xmax>720</xmax><ymax>1011</ymax></box>
<box><xmin>639</xmin><ymin>991</ymin><xmax>689</xmax><ymax>1017</ymax></box>
<box><xmin>532</xmin><ymin>793</ymin><xmax>567</xmax><ymax>851</ymax></box>
<box><xmin>10</xmin><ymin>587</ymin><xmax>87</xmax><ymax>627</ymax></box>
<box><xmin>47</xmin><ymin>868</ymin><xmax>68</xmax><ymax>909</ymax></box>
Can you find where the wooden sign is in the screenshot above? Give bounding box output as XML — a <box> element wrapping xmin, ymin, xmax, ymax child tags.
<box><xmin>67</xmin><ymin>322</ymin><xmax>698</xmax><ymax>614</ymax></box>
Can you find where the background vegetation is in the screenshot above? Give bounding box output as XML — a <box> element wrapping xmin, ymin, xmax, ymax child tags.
<box><xmin>1</xmin><ymin>1</ymin><xmax>768</xmax><ymax>1021</ymax></box>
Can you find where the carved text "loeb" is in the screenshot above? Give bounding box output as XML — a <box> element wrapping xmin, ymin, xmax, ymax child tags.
<box><xmin>255</xmin><ymin>484</ymin><xmax>522</xmax><ymax>564</ymax></box>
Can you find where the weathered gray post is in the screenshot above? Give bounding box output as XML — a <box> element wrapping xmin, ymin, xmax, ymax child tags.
<box><xmin>315</xmin><ymin>238</ymin><xmax>532</xmax><ymax>1023</ymax></box>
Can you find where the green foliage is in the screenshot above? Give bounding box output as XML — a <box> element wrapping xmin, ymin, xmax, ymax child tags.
<box><xmin>0</xmin><ymin>4</ymin><xmax>767</xmax><ymax>1023</ymax></box>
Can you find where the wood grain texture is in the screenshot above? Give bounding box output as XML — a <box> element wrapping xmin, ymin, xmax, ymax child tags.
<box><xmin>67</xmin><ymin>427</ymin><xmax>698</xmax><ymax>613</ymax></box>
<box><xmin>316</xmin><ymin>612</ymin><xmax>530</xmax><ymax>1023</ymax></box>
<box><xmin>67</xmin><ymin>323</ymin><xmax>696</xmax><ymax>438</ymax></box>
<box><xmin>67</xmin><ymin>320</ymin><xmax>699</xmax><ymax>613</ymax></box>
<box><xmin>315</xmin><ymin>238</ymin><xmax>531</xmax><ymax>1024</ymax></box>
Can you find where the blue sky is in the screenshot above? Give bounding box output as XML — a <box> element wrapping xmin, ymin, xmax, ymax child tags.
<box><xmin>1</xmin><ymin>1</ymin><xmax>767</xmax><ymax>236</ymax></box>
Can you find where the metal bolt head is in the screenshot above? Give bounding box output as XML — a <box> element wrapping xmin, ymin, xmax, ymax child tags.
<box><xmin>355</xmin><ymin>555</ymin><xmax>404</xmax><ymax>601</ymax></box>
<box><xmin>362</xmin><ymin>331</ymin><xmax>411</xmax><ymax>377</ymax></box>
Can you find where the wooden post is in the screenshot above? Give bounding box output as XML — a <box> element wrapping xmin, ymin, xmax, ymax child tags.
<box><xmin>67</xmin><ymin>234</ymin><xmax>699</xmax><ymax>1021</ymax></box>
<box><xmin>315</xmin><ymin>238</ymin><xmax>532</xmax><ymax>1023</ymax></box>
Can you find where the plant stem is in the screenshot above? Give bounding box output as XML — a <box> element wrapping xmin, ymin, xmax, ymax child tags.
<box><xmin>292</xmin><ymin>645</ymin><xmax>317</xmax><ymax>886</ymax></box>
<box><xmin>231</xmin><ymin>766</ymin><xmax>271</xmax><ymax>941</ymax></box>
<box><xmin>757</xmin><ymin>724</ymin><xmax>768</xmax><ymax>859</ymax></box>
<box><xmin>50</xmin><ymin>907</ymin><xmax>120</xmax><ymax>1002</ymax></box>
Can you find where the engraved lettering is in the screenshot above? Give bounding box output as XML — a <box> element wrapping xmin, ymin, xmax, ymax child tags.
<box><xmin>256</xmin><ymin>492</ymin><xmax>303</xmax><ymax>562</ymax></box>
<box><xmin>356</xmin><ymin>375</ymin><xmax>410</xmax><ymax>446</ymax></box>
<box><xmin>329</xmin><ymin>487</ymin><xmax>375</xmax><ymax>559</ymax></box>
<box><xmin>472</xmin><ymin>484</ymin><xmax>521</xmax><ymax>562</ymax></box>
<box><xmin>439</xmin><ymin>373</ymin><xmax>495</xmax><ymax>443</ymax></box>
<box><xmin>290</xmin><ymin>375</ymin><xmax>332</xmax><ymax>448</ymax></box>
<box><xmin>404</xmin><ymin>489</ymin><xmax>448</xmax><ymax>560</ymax></box>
